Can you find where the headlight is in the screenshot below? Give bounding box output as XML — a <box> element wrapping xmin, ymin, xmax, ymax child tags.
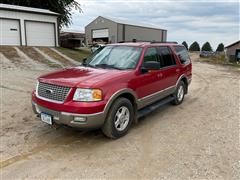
<box><xmin>73</xmin><ymin>88</ymin><xmax>102</xmax><ymax>102</ymax></box>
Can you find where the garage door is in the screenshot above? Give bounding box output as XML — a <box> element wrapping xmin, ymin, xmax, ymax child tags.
<box><xmin>25</xmin><ymin>21</ymin><xmax>55</xmax><ymax>46</ymax></box>
<box><xmin>92</xmin><ymin>29</ymin><xmax>109</xmax><ymax>38</ymax></box>
<box><xmin>0</xmin><ymin>18</ymin><xmax>21</xmax><ymax>46</ymax></box>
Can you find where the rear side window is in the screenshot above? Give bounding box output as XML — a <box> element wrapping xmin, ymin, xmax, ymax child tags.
<box><xmin>143</xmin><ymin>47</ymin><xmax>159</xmax><ymax>62</ymax></box>
<box><xmin>174</xmin><ymin>46</ymin><xmax>191</xmax><ymax>64</ymax></box>
<box><xmin>158</xmin><ymin>47</ymin><xmax>176</xmax><ymax>68</ymax></box>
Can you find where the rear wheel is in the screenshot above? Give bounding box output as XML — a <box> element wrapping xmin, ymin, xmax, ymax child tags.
<box><xmin>172</xmin><ymin>81</ymin><xmax>185</xmax><ymax>105</ymax></box>
<box><xmin>101</xmin><ymin>98</ymin><xmax>134</xmax><ymax>139</ymax></box>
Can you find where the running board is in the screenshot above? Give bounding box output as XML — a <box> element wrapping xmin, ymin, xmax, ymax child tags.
<box><xmin>137</xmin><ymin>96</ymin><xmax>175</xmax><ymax>119</ymax></box>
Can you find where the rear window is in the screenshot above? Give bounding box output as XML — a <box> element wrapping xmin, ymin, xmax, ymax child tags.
<box><xmin>174</xmin><ymin>46</ymin><xmax>191</xmax><ymax>64</ymax></box>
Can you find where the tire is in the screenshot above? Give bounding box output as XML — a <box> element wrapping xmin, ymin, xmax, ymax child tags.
<box><xmin>101</xmin><ymin>97</ymin><xmax>134</xmax><ymax>139</ymax></box>
<box><xmin>172</xmin><ymin>81</ymin><xmax>186</xmax><ymax>105</ymax></box>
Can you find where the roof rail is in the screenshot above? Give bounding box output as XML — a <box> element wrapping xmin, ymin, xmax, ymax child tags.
<box><xmin>150</xmin><ymin>41</ymin><xmax>178</xmax><ymax>44</ymax></box>
<box><xmin>118</xmin><ymin>40</ymin><xmax>178</xmax><ymax>44</ymax></box>
<box><xmin>118</xmin><ymin>39</ymin><xmax>141</xmax><ymax>43</ymax></box>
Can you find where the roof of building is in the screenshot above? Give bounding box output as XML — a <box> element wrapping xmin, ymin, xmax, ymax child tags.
<box><xmin>100</xmin><ymin>16</ymin><xmax>167</xmax><ymax>31</ymax></box>
<box><xmin>225</xmin><ymin>40</ymin><xmax>240</xmax><ymax>48</ymax></box>
<box><xmin>60</xmin><ymin>31</ymin><xmax>85</xmax><ymax>38</ymax></box>
<box><xmin>61</xmin><ymin>29</ymin><xmax>85</xmax><ymax>34</ymax></box>
<box><xmin>0</xmin><ymin>3</ymin><xmax>59</xmax><ymax>15</ymax></box>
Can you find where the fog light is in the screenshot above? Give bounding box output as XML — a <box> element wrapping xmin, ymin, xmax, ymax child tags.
<box><xmin>35</xmin><ymin>104</ymin><xmax>41</xmax><ymax>114</ymax></box>
<box><xmin>73</xmin><ymin>116</ymin><xmax>86</xmax><ymax>123</ymax></box>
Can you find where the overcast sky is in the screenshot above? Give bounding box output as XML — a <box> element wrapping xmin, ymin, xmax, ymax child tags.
<box><xmin>66</xmin><ymin>0</ymin><xmax>239</xmax><ymax>49</ymax></box>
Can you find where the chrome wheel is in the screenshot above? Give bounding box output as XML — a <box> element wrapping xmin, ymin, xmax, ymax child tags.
<box><xmin>177</xmin><ymin>85</ymin><xmax>184</xmax><ymax>101</ymax></box>
<box><xmin>114</xmin><ymin>106</ymin><xmax>130</xmax><ymax>131</ymax></box>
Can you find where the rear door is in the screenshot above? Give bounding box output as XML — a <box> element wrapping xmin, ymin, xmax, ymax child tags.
<box><xmin>157</xmin><ymin>46</ymin><xmax>179</xmax><ymax>89</ymax></box>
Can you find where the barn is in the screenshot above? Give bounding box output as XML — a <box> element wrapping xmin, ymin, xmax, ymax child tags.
<box><xmin>225</xmin><ymin>40</ymin><xmax>240</xmax><ymax>62</ymax></box>
<box><xmin>85</xmin><ymin>16</ymin><xmax>167</xmax><ymax>45</ymax></box>
<box><xmin>0</xmin><ymin>3</ymin><xmax>59</xmax><ymax>47</ymax></box>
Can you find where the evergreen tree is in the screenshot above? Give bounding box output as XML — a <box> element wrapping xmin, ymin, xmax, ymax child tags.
<box><xmin>189</xmin><ymin>41</ymin><xmax>200</xmax><ymax>51</ymax></box>
<box><xmin>182</xmin><ymin>41</ymin><xmax>188</xmax><ymax>50</ymax></box>
<box><xmin>216</xmin><ymin>43</ymin><xmax>224</xmax><ymax>52</ymax></box>
<box><xmin>201</xmin><ymin>42</ymin><xmax>213</xmax><ymax>51</ymax></box>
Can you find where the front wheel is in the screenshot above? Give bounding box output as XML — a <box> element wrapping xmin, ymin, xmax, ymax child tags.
<box><xmin>101</xmin><ymin>98</ymin><xmax>134</xmax><ymax>139</ymax></box>
<box><xmin>172</xmin><ymin>81</ymin><xmax>185</xmax><ymax>105</ymax></box>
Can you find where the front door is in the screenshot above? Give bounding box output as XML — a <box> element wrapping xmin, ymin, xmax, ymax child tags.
<box><xmin>133</xmin><ymin>47</ymin><xmax>165</xmax><ymax>108</ymax></box>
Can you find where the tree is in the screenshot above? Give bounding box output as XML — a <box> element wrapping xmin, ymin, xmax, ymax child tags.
<box><xmin>201</xmin><ymin>42</ymin><xmax>213</xmax><ymax>51</ymax></box>
<box><xmin>216</xmin><ymin>43</ymin><xmax>224</xmax><ymax>52</ymax></box>
<box><xmin>189</xmin><ymin>41</ymin><xmax>200</xmax><ymax>51</ymax></box>
<box><xmin>182</xmin><ymin>41</ymin><xmax>188</xmax><ymax>50</ymax></box>
<box><xmin>1</xmin><ymin>0</ymin><xmax>82</xmax><ymax>28</ymax></box>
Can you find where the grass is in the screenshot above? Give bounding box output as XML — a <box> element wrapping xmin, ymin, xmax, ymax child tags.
<box><xmin>19</xmin><ymin>47</ymin><xmax>61</xmax><ymax>68</ymax></box>
<box><xmin>200</xmin><ymin>54</ymin><xmax>240</xmax><ymax>68</ymax></box>
<box><xmin>56</xmin><ymin>47</ymin><xmax>91</xmax><ymax>62</ymax></box>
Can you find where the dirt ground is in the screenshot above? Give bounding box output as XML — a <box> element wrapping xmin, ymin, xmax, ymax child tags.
<box><xmin>0</xmin><ymin>53</ymin><xmax>239</xmax><ymax>179</ymax></box>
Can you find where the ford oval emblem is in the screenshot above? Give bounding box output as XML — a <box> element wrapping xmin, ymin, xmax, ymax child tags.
<box><xmin>45</xmin><ymin>89</ymin><xmax>54</xmax><ymax>94</ymax></box>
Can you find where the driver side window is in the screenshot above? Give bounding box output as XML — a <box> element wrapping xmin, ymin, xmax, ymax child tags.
<box><xmin>143</xmin><ymin>47</ymin><xmax>159</xmax><ymax>63</ymax></box>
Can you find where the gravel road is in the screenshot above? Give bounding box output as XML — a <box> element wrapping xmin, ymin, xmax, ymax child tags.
<box><xmin>0</xmin><ymin>53</ymin><xmax>239</xmax><ymax>179</ymax></box>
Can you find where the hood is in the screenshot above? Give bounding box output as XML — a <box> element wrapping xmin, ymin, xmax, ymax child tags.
<box><xmin>38</xmin><ymin>66</ymin><xmax>130</xmax><ymax>87</ymax></box>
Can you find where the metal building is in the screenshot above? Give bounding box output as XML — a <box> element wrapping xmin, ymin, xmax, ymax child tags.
<box><xmin>0</xmin><ymin>3</ymin><xmax>59</xmax><ymax>46</ymax></box>
<box><xmin>85</xmin><ymin>16</ymin><xmax>167</xmax><ymax>45</ymax></box>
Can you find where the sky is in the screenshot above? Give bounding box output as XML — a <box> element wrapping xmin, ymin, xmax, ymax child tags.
<box><xmin>66</xmin><ymin>0</ymin><xmax>240</xmax><ymax>49</ymax></box>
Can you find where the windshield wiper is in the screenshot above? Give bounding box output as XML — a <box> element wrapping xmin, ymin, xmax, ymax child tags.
<box><xmin>86</xmin><ymin>63</ymin><xmax>96</xmax><ymax>68</ymax></box>
<box><xmin>95</xmin><ymin>64</ymin><xmax>123</xmax><ymax>70</ymax></box>
<box><xmin>81</xmin><ymin>62</ymin><xmax>95</xmax><ymax>68</ymax></box>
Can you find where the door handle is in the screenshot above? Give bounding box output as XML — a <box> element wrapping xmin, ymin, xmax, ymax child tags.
<box><xmin>157</xmin><ymin>73</ymin><xmax>163</xmax><ymax>78</ymax></box>
<box><xmin>176</xmin><ymin>69</ymin><xmax>180</xmax><ymax>73</ymax></box>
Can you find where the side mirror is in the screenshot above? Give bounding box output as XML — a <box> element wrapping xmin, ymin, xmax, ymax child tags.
<box><xmin>142</xmin><ymin>61</ymin><xmax>160</xmax><ymax>73</ymax></box>
<box><xmin>82</xmin><ymin>58</ymin><xmax>87</xmax><ymax>65</ymax></box>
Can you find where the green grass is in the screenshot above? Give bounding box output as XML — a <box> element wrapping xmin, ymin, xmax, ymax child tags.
<box><xmin>56</xmin><ymin>47</ymin><xmax>91</xmax><ymax>62</ymax></box>
<box><xmin>200</xmin><ymin>54</ymin><xmax>240</xmax><ymax>68</ymax></box>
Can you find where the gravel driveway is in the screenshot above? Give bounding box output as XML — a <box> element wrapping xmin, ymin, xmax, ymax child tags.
<box><xmin>0</xmin><ymin>53</ymin><xmax>239</xmax><ymax>179</ymax></box>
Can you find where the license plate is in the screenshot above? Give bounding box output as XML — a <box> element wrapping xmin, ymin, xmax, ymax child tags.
<box><xmin>40</xmin><ymin>113</ymin><xmax>52</xmax><ymax>125</ymax></box>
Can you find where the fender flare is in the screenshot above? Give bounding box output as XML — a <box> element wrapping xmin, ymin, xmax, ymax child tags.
<box><xmin>103</xmin><ymin>88</ymin><xmax>138</xmax><ymax>116</ymax></box>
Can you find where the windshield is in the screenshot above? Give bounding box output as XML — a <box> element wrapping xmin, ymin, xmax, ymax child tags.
<box><xmin>87</xmin><ymin>46</ymin><xmax>142</xmax><ymax>70</ymax></box>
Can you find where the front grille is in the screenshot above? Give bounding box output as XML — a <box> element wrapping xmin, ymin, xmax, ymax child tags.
<box><xmin>37</xmin><ymin>82</ymin><xmax>71</xmax><ymax>102</ymax></box>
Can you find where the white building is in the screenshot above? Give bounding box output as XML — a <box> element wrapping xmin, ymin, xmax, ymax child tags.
<box><xmin>0</xmin><ymin>4</ymin><xmax>59</xmax><ymax>46</ymax></box>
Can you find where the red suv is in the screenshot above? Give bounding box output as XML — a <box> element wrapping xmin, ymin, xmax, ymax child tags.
<box><xmin>32</xmin><ymin>42</ymin><xmax>192</xmax><ymax>139</ymax></box>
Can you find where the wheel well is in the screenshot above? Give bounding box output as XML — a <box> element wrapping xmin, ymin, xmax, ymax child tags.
<box><xmin>118</xmin><ymin>93</ymin><xmax>137</xmax><ymax>110</ymax></box>
<box><xmin>180</xmin><ymin>77</ymin><xmax>188</xmax><ymax>94</ymax></box>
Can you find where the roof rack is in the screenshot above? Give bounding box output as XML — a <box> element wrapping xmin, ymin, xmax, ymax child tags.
<box><xmin>150</xmin><ymin>41</ymin><xmax>178</xmax><ymax>44</ymax></box>
<box><xmin>118</xmin><ymin>40</ymin><xmax>178</xmax><ymax>44</ymax></box>
<box><xmin>118</xmin><ymin>39</ymin><xmax>143</xmax><ymax>43</ymax></box>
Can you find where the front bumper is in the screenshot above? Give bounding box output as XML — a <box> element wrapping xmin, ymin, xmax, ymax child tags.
<box><xmin>32</xmin><ymin>101</ymin><xmax>105</xmax><ymax>129</ymax></box>
<box><xmin>188</xmin><ymin>77</ymin><xmax>192</xmax><ymax>85</ymax></box>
